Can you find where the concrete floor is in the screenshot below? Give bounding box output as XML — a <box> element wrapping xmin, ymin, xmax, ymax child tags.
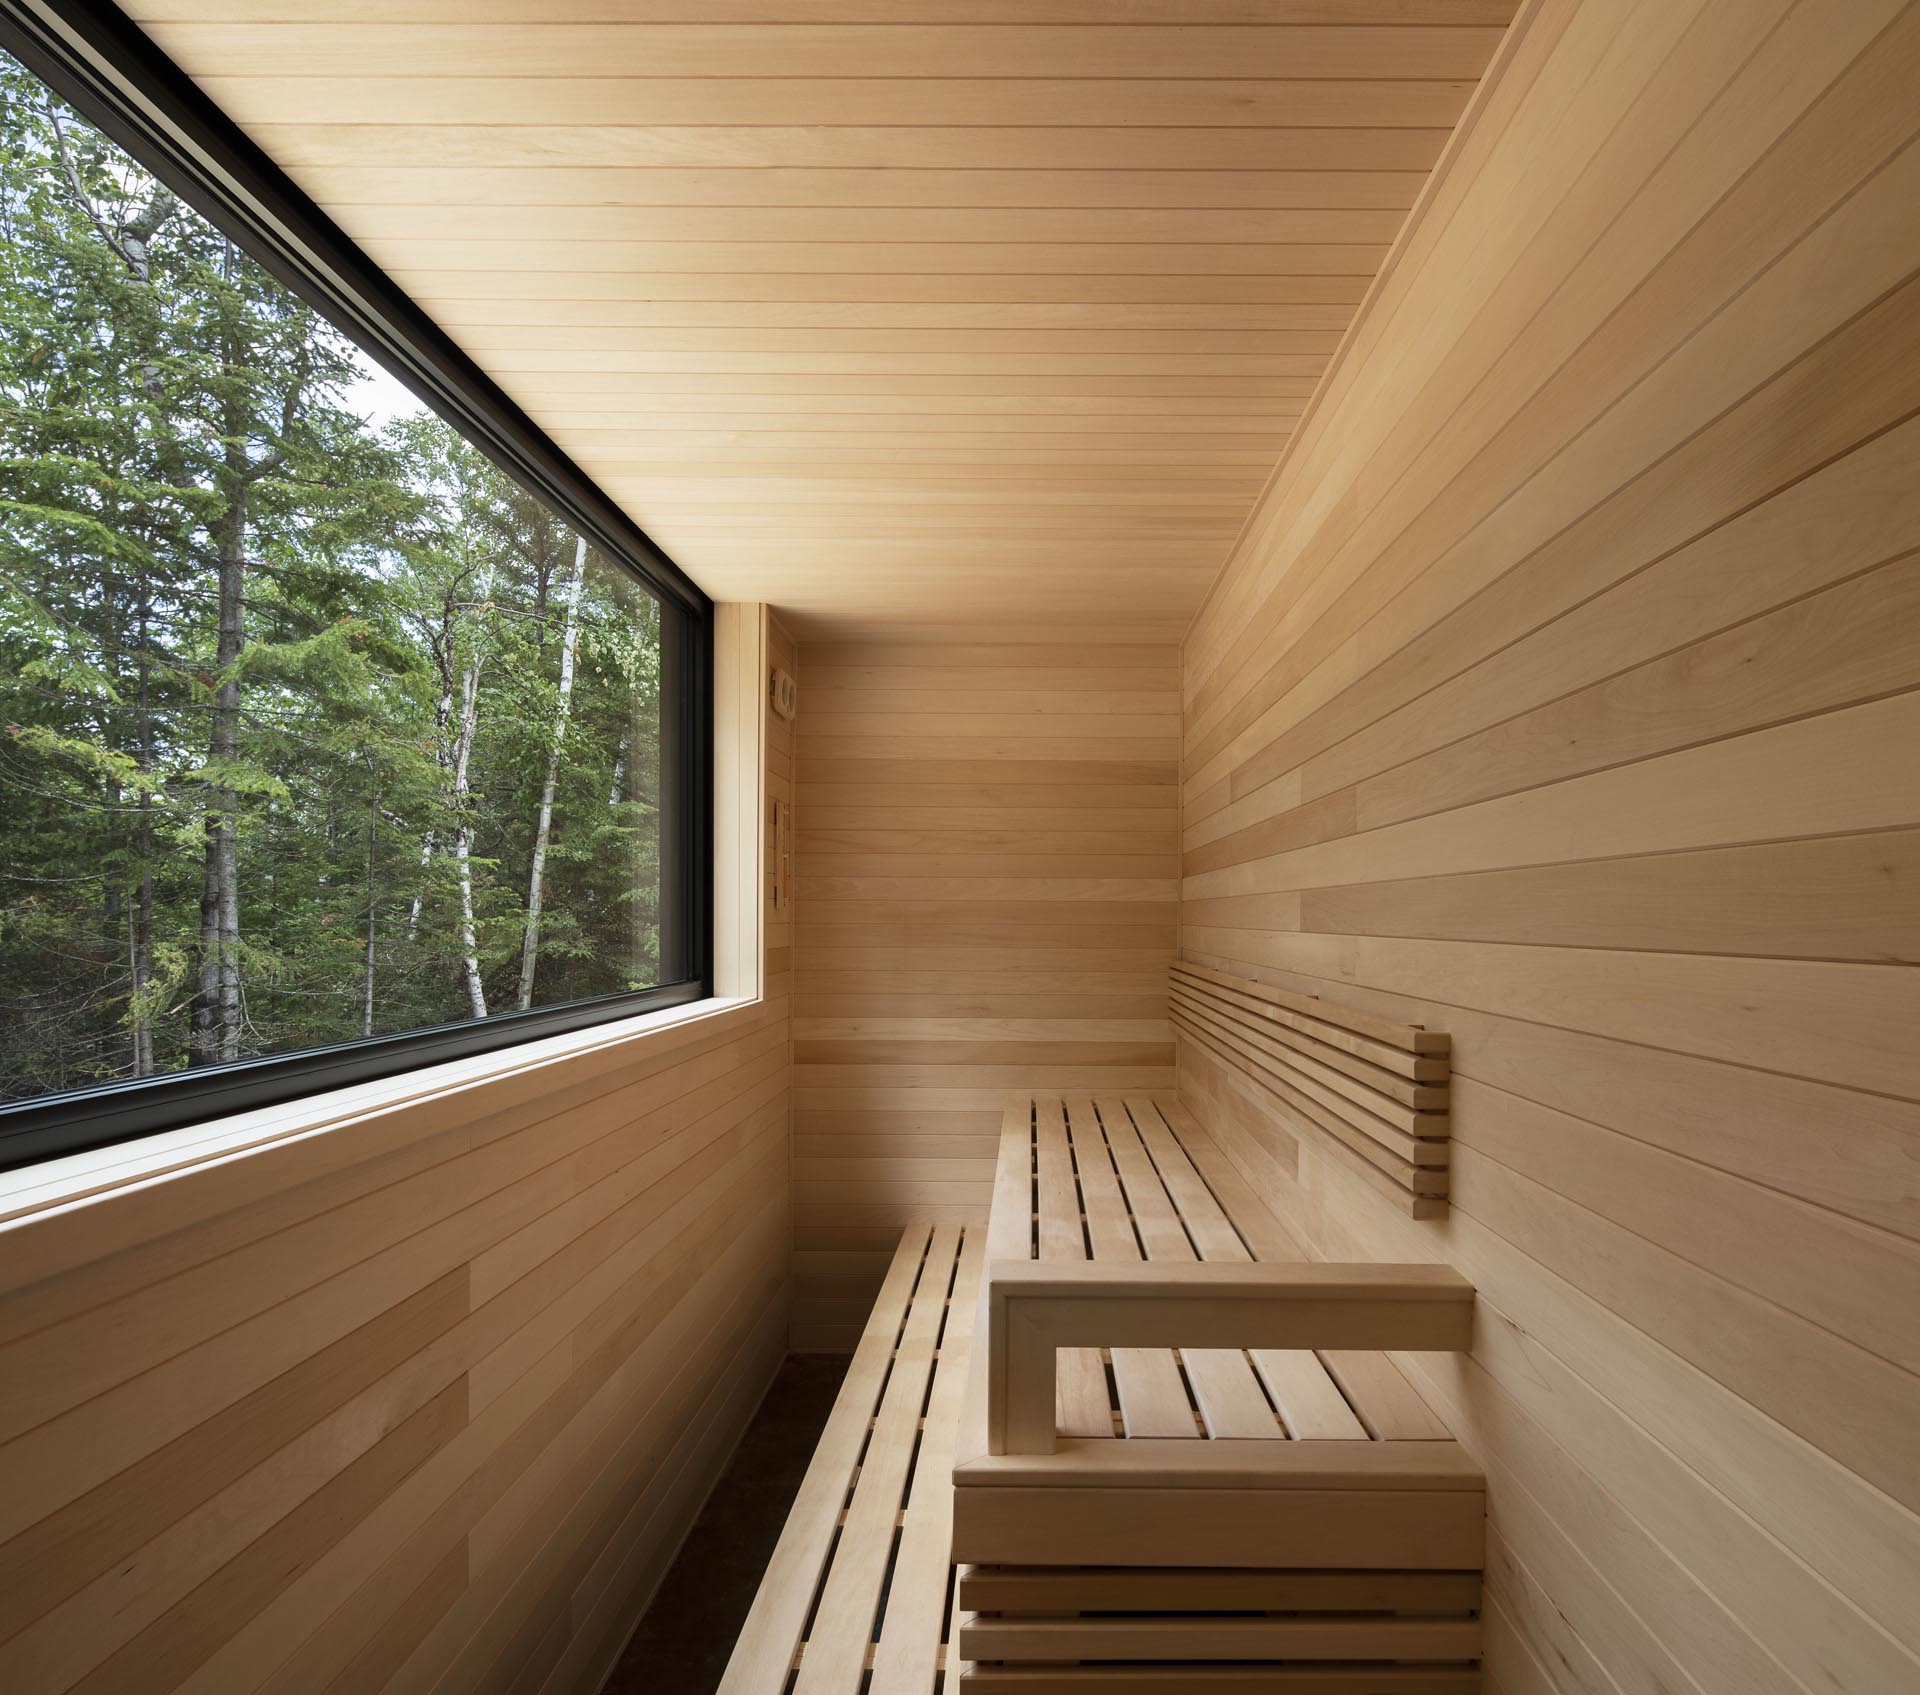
<box><xmin>606</xmin><ymin>1355</ymin><xmax>849</xmax><ymax>1694</ymax></box>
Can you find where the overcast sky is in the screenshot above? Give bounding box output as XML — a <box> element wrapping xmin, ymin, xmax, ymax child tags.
<box><xmin>346</xmin><ymin>352</ymin><xmax>430</xmax><ymax>433</ymax></box>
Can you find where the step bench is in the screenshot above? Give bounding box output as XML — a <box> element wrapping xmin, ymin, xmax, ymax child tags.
<box><xmin>718</xmin><ymin>1222</ymin><xmax>978</xmax><ymax>1694</ymax></box>
<box><xmin>718</xmin><ymin>1095</ymin><xmax>1482</xmax><ymax>1693</ymax></box>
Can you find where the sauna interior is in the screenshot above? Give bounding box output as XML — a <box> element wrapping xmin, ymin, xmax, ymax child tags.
<box><xmin>0</xmin><ymin>1</ymin><xmax>1914</xmax><ymax>1691</ymax></box>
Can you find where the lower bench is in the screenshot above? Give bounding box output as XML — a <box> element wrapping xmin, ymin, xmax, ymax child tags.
<box><xmin>717</xmin><ymin>1224</ymin><xmax>978</xmax><ymax>1694</ymax></box>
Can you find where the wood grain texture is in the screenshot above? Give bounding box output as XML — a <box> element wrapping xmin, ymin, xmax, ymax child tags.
<box><xmin>1170</xmin><ymin>961</ymin><xmax>1452</xmax><ymax>1212</ymax></box>
<box><xmin>1178</xmin><ymin>4</ymin><xmax>1920</xmax><ymax>1692</ymax></box>
<box><xmin>953</xmin><ymin>1097</ymin><xmax>1482</xmax><ymax>1683</ymax></box>
<box><xmin>115</xmin><ymin>0</ymin><xmax>1519</xmax><ymax>640</ymax></box>
<box><xmin>971</xmin><ymin>1094</ymin><xmax>1466</xmax><ymax>1452</ymax></box>
<box><xmin>0</xmin><ymin>623</ymin><xmax>798</xmax><ymax>1695</ymax></box>
<box><xmin>791</xmin><ymin>645</ymin><xmax>1179</xmax><ymax>1346</ymax></box>
<box><xmin>719</xmin><ymin>1226</ymin><xmax>982</xmax><ymax>1695</ymax></box>
<box><xmin>985</xmin><ymin>1257</ymin><xmax>1473</xmax><ymax>1455</ymax></box>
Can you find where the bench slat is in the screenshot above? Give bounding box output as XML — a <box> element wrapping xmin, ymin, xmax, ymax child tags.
<box><xmin>960</xmin><ymin>1672</ymin><xmax>1479</xmax><ymax>1693</ymax></box>
<box><xmin>960</xmin><ymin>1612</ymin><xmax>1482</xmax><ymax>1662</ymax></box>
<box><xmin>1323</xmin><ymin>1348</ymin><xmax>1455</xmax><ymax>1442</ymax></box>
<box><xmin>1033</xmin><ymin>1097</ymin><xmax>1113</xmax><ymax>1439</ymax></box>
<box><xmin>988</xmin><ymin>1098</ymin><xmax>1033</xmax><ymax>1265</ymax></box>
<box><xmin>1253</xmin><ymin>1349</ymin><xmax>1370</xmax><ymax>1440</ymax></box>
<box><xmin>956</xmin><ymin>1565</ymin><xmax>1482</xmax><ymax>1613</ymax></box>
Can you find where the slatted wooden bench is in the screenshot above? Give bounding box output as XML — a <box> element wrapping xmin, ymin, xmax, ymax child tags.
<box><xmin>718</xmin><ymin>1095</ymin><xmax>1481</xmax><ymax>1692</ymax></box>
<box><xmin>718</xmin><ymin>1223</ymin><xmax>979</xmax><ymax>1694</ymax></box>
<box><xmin>950</xmin><ymin>1095</ymin><xmax>1484</xmax><ymax>1691</ymax></box>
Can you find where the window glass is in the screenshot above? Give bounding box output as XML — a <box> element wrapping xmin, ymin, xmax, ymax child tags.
<box><xmin>0</xmin><ymin>50</ymin><xmax>685</xmax><ymax>1115</ymax></box>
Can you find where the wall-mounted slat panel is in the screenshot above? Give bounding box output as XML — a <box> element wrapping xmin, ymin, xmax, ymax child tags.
<box><xmin>1170</xmin><ymin>961</ymin><xmax>1450</xmax><ymax>1217</ymax></box>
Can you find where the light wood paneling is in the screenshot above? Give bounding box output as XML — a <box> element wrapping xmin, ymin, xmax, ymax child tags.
<box><xmin>791</xmin><ymin>645</ymin><xmax>1179</xmax><ymax>1347</ymax></box>
<box><xmin>714</xmin><ymin>604</ymin><xmax>769</xmax><ymax>999</ymax></box>
<box><xmin>767</xmin><ymin>614</ymin><xmax>799</xmax><ymax>1052</ymax></box>
<box><xmin>0</xmin><ymin>621</ymin><xmax>797</xmax><ymax>1695</ymax></box>
<box><xmin>1178</xmin><ymin>4</ymin><xmax>1920</xmax><ymax>1693</ymax></box>
<box><xmin>117</xmin><ymin>0</ymin><xmax>1518</xmax><ymax>641</ymax></box>
<box><xmin>0</xmin><ymin>1003</ymin><xmax>787</xmax><ymax>1695</ymax></box>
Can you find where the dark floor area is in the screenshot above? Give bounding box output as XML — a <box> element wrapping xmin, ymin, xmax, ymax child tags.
<box><xmin>607</xmin><ymin>1354</ymin><xmax>849</xmax><ymax>1694</ymax></box>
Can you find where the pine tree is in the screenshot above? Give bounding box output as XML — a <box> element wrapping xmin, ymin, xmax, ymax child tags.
<box><xmin>0</xmin><ymin>51</ymin><xmax>672</xmax><ymax>1105</ymax></box>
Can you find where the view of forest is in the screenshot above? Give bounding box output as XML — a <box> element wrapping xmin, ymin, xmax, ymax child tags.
<box><xmin>0</xmin><ymin>52</ymin><xmax>671</xmax><ymax>1106</ymax></box>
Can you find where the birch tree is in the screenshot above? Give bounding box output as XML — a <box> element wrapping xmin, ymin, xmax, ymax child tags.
<box><xmin>516</xmin><ymin>532</ymin><xmax>588</xmax><ymax>1009</ymax></box>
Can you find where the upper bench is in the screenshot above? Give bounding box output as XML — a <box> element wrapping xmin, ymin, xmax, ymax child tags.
<box><xmin>952</xmin><ymin>1093</ymin><xmax>1483</xmax><ymax>1573</ymax></box>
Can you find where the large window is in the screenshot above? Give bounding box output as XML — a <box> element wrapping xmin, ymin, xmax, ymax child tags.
<box><xmin>0</xmin><ymin>9</ymin><xmax>710</xmax><ymax>1167</ymax></box>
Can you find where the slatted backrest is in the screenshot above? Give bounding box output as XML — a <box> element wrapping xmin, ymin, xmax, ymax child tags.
<box><xmin>1169</xmin><ymin>961</ymin><xmax>1451</xmax><ymax>1217</ymax></box>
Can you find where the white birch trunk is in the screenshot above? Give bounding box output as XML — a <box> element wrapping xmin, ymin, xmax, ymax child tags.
<box><xmin>407</xmin><ymin>684</ymin><xmax>452</xmax><ymax>941</ymax></box>
<box><xmin>515</xmin><ymin>535</ymin><xmax>587</xmax><ymax>1011</ymax></box>
<box><xmin>452</xmin><ymin>653</ymin><xmax>488</xmax><ymax>1020</ymax></box>
<box><xmin>363</xmin><ymin>749</ymin><xmax>379</xmax><ymax>1038</ymax></box>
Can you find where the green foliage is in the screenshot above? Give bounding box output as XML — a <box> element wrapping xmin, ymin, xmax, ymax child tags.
<box><xmin>0</xmin><ymin>52</ymin><xmax>667</xmax><ymax>1102</ymax></box>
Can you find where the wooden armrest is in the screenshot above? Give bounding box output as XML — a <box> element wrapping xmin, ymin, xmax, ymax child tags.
<box><xmin>982</xmin><ymin>1259</ymin><xmax>1474</xmax><ymax>1455</ymax></box>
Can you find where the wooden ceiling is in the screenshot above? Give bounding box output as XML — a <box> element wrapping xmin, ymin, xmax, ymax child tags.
<box><xmin>122</xmin><ymin>1</ymin><xmax>1518</xmax><ymax>640</ymax></box>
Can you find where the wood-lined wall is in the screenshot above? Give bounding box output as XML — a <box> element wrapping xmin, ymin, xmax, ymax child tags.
<box><xmin>1175</xmin><ymin>0</ymin><xmax>1920</xmax><ymax>1689</ymax></box>
<box><xmin>1177</xmin><ymin>3</ymin><xmax>1920</xmax><ymax>1692</ymax></box>
<box><xmin>791</xmin><ymin>643</ymin><xmax>1179</xmax><ymax>1348</ymax></box>
<box><xmin>0</xmin><ymin>617</ymin><xmax>796</xmax><ymax>1695</ymax></box>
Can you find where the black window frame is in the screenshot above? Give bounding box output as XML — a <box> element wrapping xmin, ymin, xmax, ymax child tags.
<box><xmin>0</xmin><ymin>0</ymin><xmax>714</xmax><ymax>1171</ymax></box>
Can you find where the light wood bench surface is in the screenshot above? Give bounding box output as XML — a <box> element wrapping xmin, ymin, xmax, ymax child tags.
<box><xmin>981</xmin><ymin>1093</ymin><xmax>1458</xmax><ymax>1445</ymax></box>
<box><xmin>950</xmin><ymin>1094</ymin><xmax>1483</xmax><ymax>1688</ymax></box>
<box><xmin>720</xmin><ymin>1094</ymin><xmax>1481</xmax><ymax>1689</ymax></box>
<box><xmin>717</xmin><ymin>1224</ymin><xmax>978</xmax><ymax>1694</ymax></box>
